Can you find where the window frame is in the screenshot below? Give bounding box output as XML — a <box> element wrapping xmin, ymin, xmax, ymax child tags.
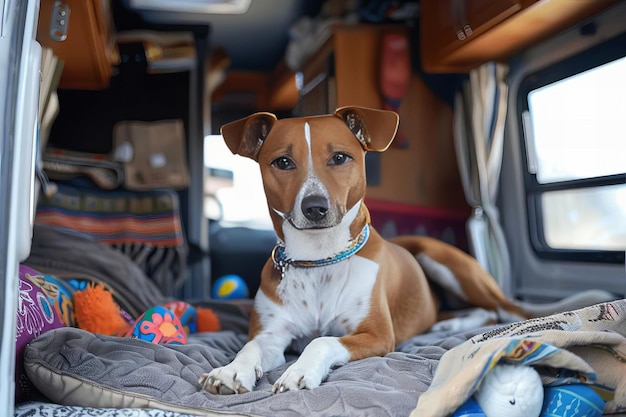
<box><xmin>516</xmin><ymin>30</ymin><xmax>626</xmax><ymax>264</ymax></box>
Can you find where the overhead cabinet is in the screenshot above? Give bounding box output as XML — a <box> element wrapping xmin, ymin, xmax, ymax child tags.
<box><xmin>37</xmin><ymin>0</ymin><xmax>118</xmax><ymax>89</ymax></box>
<box><xmin>296</xmin><ymin>24</ymin><xmax>407</xmax><ymax>115</ymax></box>
<box><xmin>420</xmin><ymin>0</ymin><xmax>619</xmax><ymax>73</ymax></box>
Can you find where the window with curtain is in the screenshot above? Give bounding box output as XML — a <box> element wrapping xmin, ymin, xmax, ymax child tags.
<box><xmin>518</xmin><ymin>35</ymin><xmax>626</xmax><ymax>263</ymax></box>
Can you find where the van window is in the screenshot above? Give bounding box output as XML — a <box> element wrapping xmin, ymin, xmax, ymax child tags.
<box><xmin>520</xmin><ymin>45</ymin><xmax>626</xmax><ymax>259</ymax></box>
<box><xmin>527</xmin><ymin>56</ymin><xmax>626</xmax><ymax>184</ymax></box>
<box><xmin>203</xmin><ymin>135</ymin><xmax>272</xmax><ymax>229</ymax></box>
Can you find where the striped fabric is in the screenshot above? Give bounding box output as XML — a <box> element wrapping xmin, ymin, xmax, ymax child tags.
<box><xmin>35</xmin><ymin>181</ymin><xmax>187</xmax><ymax>296</ymax></box>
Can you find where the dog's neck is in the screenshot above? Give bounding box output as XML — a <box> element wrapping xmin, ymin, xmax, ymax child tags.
<box><xmin>272</xmin><ymin>223</ymin><xmax>369</xmax><ymax>279</ymax></box>
<box><xmin>275</xmin><ymin>200</ymin><xmax>368</xmax><ymax>264</ymax></box>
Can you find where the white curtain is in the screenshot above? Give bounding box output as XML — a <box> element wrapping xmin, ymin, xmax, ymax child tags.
<box><xmin>453</xmin><ymin>62</ymin><xmax>511</xmax><ymax>295</ymax></box>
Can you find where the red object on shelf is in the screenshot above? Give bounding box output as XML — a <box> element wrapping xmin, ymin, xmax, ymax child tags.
<box><xmin>379</xmin><ymin>31</ymin><xmax>411</xmax><ymax>148</ymax></box>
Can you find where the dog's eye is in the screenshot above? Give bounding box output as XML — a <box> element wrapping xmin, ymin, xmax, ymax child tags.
<box><xmin>329</xmin><ymin>153</ymin><xmax>352</xmax><ymax>166</ymax></box>
<box><xmin>272</xmin><ymin>156</ymin><xmax>296</xmax><ymax>170</ymax></box>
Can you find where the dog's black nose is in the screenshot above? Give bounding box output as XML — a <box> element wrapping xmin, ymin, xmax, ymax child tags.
<box><xmin>302</xmin><ymin>195</ymin><xmax>329</xmax><ymax>221</ymax></box>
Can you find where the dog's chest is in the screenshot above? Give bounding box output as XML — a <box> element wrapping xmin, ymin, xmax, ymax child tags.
<box><xmin>269</xmin><ymin>255</ymin><xmax>379</xmax><ymax>338</ymax></box>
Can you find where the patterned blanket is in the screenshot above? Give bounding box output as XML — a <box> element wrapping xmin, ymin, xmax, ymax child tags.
<box><xmin>413</xmin><ymin>299</ymin><xmax>626</xmax><ymax>416</ymax></box>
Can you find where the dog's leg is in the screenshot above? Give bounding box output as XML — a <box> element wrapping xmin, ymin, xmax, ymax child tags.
<box><xmin>199</xmin><ymin>332</ymin><xmax>291</xmax><ymax>394</ymax></box>
<box><xmin>273</xmin><ymin>336</ymin><xmax>350</xmax><ymax>393</ymax></box>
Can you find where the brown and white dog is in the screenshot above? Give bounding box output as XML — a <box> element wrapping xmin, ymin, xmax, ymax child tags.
<box><xmin>198</xmin><ymin>106</ymin><xmax>536</xmax><ymax>395</ymax></box>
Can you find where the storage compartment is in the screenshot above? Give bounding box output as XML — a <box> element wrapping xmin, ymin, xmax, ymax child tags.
<box><xmin>420</xmin><ymin>0</ymin><xmax>619</xmax><ymax>72</ymax></box>
<box><xmin>37</xmin><ymin>0</ymin><xmax>118</xmax><ymax>89</ymax></box>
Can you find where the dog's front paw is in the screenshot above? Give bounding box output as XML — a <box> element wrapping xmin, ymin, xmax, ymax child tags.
<box><xmin>199</xmin><ymin>365</ymin><xmax>261</xmax><ymax>395</ymax></box>
<box><xmin>273</xmin><ymin>363</ymin><xmax>323</xmax><ymax>393</ymax></box>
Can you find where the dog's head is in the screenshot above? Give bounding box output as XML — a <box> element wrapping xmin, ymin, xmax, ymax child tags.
<box><xmin>220</xmin><ymin>106</ymin><xmax>398</xmax><ymax>241</ymax></box>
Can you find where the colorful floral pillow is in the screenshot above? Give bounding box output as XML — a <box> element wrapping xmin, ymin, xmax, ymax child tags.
<box><xmin>24</xmin><ymin>269</ymin><xmax>76</xmax><ymax>327</ymax></box>
<box><xmin>15</xmin><ymin>265</ymin><xmax>65</xmax><ymax>403</ymax></box>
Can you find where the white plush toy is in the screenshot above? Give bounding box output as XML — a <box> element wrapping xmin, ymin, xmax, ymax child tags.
<box><xmin>473</xmin><ymin>364</ymin><xmax>544</xmax><ymax>417</ymax></box>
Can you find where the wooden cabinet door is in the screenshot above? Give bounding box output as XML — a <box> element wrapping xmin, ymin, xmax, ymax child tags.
<box><xmin>37</xmin><ymin>0</ymin><xmax>117</xmax><ymax>89</ymax></box>
<box><xmin>421</xmin><ymin>0</ymin><xmax>617</xmax><ymax>73</ymax></box>
<box><xmin>463</xmin><ymin>0</ymin><xmax>523</xmax><ymax>36</ymax></box>
<box><xmin>421</xmin><ymin>0</ymin><xmax>523</xmax><ymax>72</ymax></box>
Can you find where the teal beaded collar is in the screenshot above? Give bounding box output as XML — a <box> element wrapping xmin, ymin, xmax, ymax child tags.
<box><xmin>271</xmin><ymin>224</ymin><xmax>370</xmax><ymax>279</ymax></box>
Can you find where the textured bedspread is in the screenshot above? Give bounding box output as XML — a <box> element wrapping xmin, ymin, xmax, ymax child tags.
<box><xmin>23</xmin><ymin>326</ymin><xmax>475</xmax><ymax>417</ymax></box>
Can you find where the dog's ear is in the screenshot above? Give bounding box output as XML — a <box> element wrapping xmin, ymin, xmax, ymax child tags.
<box><xmin>334</xmin><ymin>106</ymin><xmax>399</xmax><ymax>152</ymax></box>
<box><xmin>220</xmin><ymin>112</ymin><xmax>278</xmax><ymax>160</ymax></box>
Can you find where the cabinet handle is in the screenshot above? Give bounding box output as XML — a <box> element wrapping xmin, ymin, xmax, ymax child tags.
<box><xmin>453</xmin><ymin>0</ymin><xmax>465</xmax><ymax>40</ymax></box>
<box><xmin>453</xmin><ymin>0</ymin><xmax>472</xmax><ymax>40</ymax></box>
<box><xmin>49</xmin><ymin>1</ymin><xmax>71</xmax><ymax>42</ymax></box>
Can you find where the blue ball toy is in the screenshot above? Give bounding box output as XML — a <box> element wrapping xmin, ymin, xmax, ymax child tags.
<box><xmin>212</xmin><ymin>274</ymin><xmax>249</xmax><ymax>299</ymax></box>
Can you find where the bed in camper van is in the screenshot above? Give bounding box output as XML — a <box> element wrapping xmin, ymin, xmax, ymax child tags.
<box><xmin>3</xmin><ymin>0</ymin><xmax>625</xmax><ymax>416</ymax></box>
